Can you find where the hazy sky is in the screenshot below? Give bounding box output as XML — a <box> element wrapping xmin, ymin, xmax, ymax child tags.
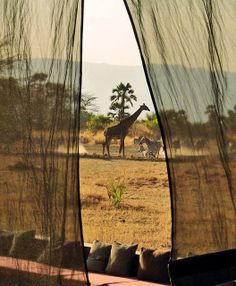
<box><xmin>25</xmin><ymin>0</ymin><xmax>236</xmax><ymax>71</ymax></box>
<box><xmin>22</xmin><ymin>0</ymin><xmax>141</xmax><ymax>66</ymax></box>
<box><xmin>83</xmin><ymin>0</ymin><xmax>142</xmax><ymax>66</ymax></box>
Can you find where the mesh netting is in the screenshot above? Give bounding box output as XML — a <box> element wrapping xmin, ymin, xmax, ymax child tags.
<box><xmin>124</xmin><ymin>0</ymin><xmax>236</xmax><ymax>260</ymax></box>
<box><xmin>1</xmin><ymin>0</ymin><xmax>236</xmax><ymax>284</ymax></box>
<box><xmin>0</xmin><ymin>1</ymin><xmax>88</xmax><ymax>285</ymax></box>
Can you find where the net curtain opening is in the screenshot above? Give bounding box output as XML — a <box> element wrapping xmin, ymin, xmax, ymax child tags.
<box><xmin>0</xmin><ymin>0</ymin><xmax>88</xmax><ymax>285</ymax></box>
<box><xmin>124</xmin><ymin>0</ymin><xmax>236</xmax><ymax>284</ymax></box>
<box><xmin>1</xmin><ymin>0</ymin><xmax>236</xmax><ymax>285</ymax></box>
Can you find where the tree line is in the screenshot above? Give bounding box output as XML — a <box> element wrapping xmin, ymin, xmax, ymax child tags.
<box><xmin>1</xmin><ymin>68</ymin><xmax>236</xmax><ymax>150</ymax></box>
<box><xmin>80</xmin><ymin>82</ymin><xmax>236</xmax><ymax>141</ymax></box>
<box><xmin>0</xmin><ymin>73</ymin><xmax>73</xmax><ymax>148</ymax></box>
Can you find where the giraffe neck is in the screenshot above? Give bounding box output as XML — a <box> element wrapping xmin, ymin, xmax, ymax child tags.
<box><xmin>122</xmin><ymin>107</ymin><xmax>143</xmax><ymax>128</ymax></box>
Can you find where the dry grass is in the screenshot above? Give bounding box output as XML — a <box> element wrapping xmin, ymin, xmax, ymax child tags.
<box><xmin>80</xmin><ymin>142</ymin><xmax>236</xmax><ymax>257</ymax></box>
<box><xmin>0</xmin><ymin>154</ymin><xmax>78</xmax><ymax>239</ymax></box>
<box><xmin>80</xmin><ymin>155</ymin><xmax>171</xmax><ymax>251</ymax></box>
<box><xmin>0</xmin><ymin>150</ymin><xmax>171</xmax><ymax>252</ymax></box>
<box><xmin>3</xmin><ymin>140</ymin><xmax>235</xmax><ymax>257</ymax></box>
<box><xmin>80</xmin><ymin>129</ymin><xmax>137</xmax><ymax>147</ymax></box>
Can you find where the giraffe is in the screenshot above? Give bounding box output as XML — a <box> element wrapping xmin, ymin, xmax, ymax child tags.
<box><xmin>103</xmin><ymin>103</ymin><xmax>150</xmax><ymax>157</ymax></box>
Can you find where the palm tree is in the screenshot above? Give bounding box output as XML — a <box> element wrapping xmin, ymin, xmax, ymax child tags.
<box><xmin>108</xmin><ymin>82</ymin><xmax>137</xmax><ymax>120</ymax></box>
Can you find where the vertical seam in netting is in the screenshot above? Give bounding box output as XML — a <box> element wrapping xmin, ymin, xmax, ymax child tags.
<box><xmin>77</xmin><ymin>0</ymin><xmax>90</xmax><ymax>284</ymax></box>
<box><xmin>123</xmin><ymin>0</ymin><xmax>175</xmax><ymax>260</ymax></box>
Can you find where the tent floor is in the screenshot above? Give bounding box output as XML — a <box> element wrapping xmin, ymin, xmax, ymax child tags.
<box><xmin>0</xmin><ymin>256</ymin><xmax>169</xmax><ymax>286</ymax></box>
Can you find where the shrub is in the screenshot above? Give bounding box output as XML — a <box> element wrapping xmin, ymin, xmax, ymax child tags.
<box><xmin>87</xmin><ymin>115</ymin><xmax>112</xmax><ymax>133</ymax></box>
<box><xmin>106</xmin><ymin>180</ymin><xmax>127</xmax><ymax>207</ymax></box>
<box><xmin>145</xmin><ymin>113</ymin><xmax>158</xmax><ymax>130</ymax></box>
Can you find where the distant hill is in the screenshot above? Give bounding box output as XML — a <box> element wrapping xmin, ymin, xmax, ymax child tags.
<box><xmin>7</xmin><ymin>59</ymin><xmax>236</xmax><ymax>122</ymax></box>
<box><xmin>82</xmin><ymin>62</ymin><xmax>153</xmax><ymax>117</ymax></box>
<box><xmin>82</xmin><ymin>62</ymin><xmax>236</xmax><ymax>122</ymax></box>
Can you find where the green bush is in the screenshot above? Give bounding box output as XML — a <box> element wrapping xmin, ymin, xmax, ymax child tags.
<box><xmin>87</xmin><ymin>114</ymin><xmax>111</xmax><ymax>133</ymax></box>
<box><xmin>145</xmin><ymin>113</ymin><xmax>158</xmax><ymax>129</ymax></box>
<box><xmin>106</xmin><ymin>180</ymin><xmax>127</xmax><ymax>207</ymax></box>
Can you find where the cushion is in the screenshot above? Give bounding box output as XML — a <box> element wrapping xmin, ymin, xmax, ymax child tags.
<box><xmin>137</xmin><ymin>248</ymin><xmax>170</xmax><ymax>284</ymax></box>
<box><xmin>38</xmin><ymin>242</ymin><xmax>62</xmax><ymax>267</ymax></box>
<box><xmin>105</xmin><ymin>242</ymin><xmax>138</xmax><ymax>277</ymax></box>
<box><xmin>62</xmin><ymin>241</ymin><xmax>83</xmax><ymax>269</ymax></box>
<box><xmin>38</xmin><ymin>241</ymin><xmax>83</xmax><ymax>269</ymax></box>
<box><xmin>87</xmin><ymin>240</ymin><xmax>112</xmax><ymax>273</ymax></box>
<box><xmin>0</xmin><ymin>230</ymin><xmax>14</xmax><ymax>256</ymax></box>
<box><xmin>31</xmin><ymin>238</ymin><xmax>48</xmax><ymax>261</ymax></box>
<box><xmin>9</xmin><ymin>230</ymin><xmax>36</xmax><ymax>260</ymax></box>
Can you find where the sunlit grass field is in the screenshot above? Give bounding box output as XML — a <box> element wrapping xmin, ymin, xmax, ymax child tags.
<box><xmin>2</xmin><ymin>141</ymin><xmax>235</xmax><ymax>257</ymax></box>
<box><xmin>80</xmin><ymin>154</ymin><xmax>171</xmax><ymax>251</ymax></box>
<box><xmin>0</xmin><ymin>144</ymin><xmax>171</xmax><ymax>253</ymax></box>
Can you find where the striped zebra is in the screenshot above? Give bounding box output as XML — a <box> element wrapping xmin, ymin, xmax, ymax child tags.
<box><xmin>139</xmin><ymin>136</ymin><xmax>163</xmax><ymax>158</ymax></box>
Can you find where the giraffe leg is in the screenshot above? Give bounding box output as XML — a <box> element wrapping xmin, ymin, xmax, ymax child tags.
<box><xmin>123</xmin><ymin>141</ymin><xmax>125</xmax><ymax>158</ymax></box>
<box><xmin>119</xmin><ymin>134</ymin><xmax>124</xmax><ymax>155</ymax></box>
<box><xmin>106</xmin><ymin>137</ymin><xmax>111</xmax><ymax>157</ymax></box>
<box><xmin>103</xmin><ymin>138</ymin><xmax>107</xmax><ymax>155</ymax></box>
<box><xmin>104</xmin><ymin>137</ymin><xmax>108</xmax><ymax>156</ymax></box>
<box><xmin>119</xmin><ymin>139</ymin><xmax>122</xmax><ymax>155</ymax></box>
<box><xmin>122</xmin><ymin>137</ymin><xmax>125</xmax><ymax>158</ymax></box>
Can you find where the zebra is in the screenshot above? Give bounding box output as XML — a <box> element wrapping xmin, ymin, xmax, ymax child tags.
<box><xmin>228</xmin><ymin>141</ymin><xmax>236</xmax><ymax>153</ymax></box>
<box><xmin>139</xmin><ymin>136</ymin><xmax>163</xmax><ymax>158</ymax></box>
<box><xmin>133</xmin><ymin>136</ymin><xmax>143</xmax><ymax>145</ymax></box>
<box><xmin>138</xmin><ymin>143</ymin><xmax>149</xmax><ymax>158</ymax></box>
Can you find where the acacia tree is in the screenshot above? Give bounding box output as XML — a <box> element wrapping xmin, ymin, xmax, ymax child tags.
<box><xmin>24</xmin><ymin>73</ymin><xmax>66</xmax><ymax>130</ymax></box>
<box><xmin>0</xmin><ymin>77</ymin><xmax>21</xmax><ymax>149</ymax></box>
<box><xmin>81</xmin><ymin>93</ymin><xmax>98</xmax><ymax>114</ymax></box>
<box><xmin>225</xmin><ymin>105</ymin><xmax>236</xmax><ymax>133</ymax></box>
<box><xmin>0</xmin><ymin>36</ymin><xmax>15</xmax><ymax>72</ymax></box>
<box><xmin>0</xmin><ymin>37</ymin><xmax>20</xmax><ymax>150</ymax></box>
<box><xmin>159</xmin><ymin>109</ymin><xmax>189</xmax><ymax>138</ymax></box>
<box><xmin>108</xmin><ymin>82</ymin><xmax>137</xmax><ymax>120</ymax></box>
<box><xmin>80</xmin><ymin>93</ymin><xmax>98</xmax><ymax>130</ymax></box>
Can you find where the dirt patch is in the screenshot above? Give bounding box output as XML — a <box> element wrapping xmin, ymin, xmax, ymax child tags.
<box><xmin>81</xmin><ymin>194</ymin><xmax>106</xmax><ymax>208</ymax></box>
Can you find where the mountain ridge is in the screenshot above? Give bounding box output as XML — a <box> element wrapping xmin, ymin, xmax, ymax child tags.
<box><xmin>5</xmin><ymin>59</ymin><xmax>236</xmax><ymax>121</ymax></box>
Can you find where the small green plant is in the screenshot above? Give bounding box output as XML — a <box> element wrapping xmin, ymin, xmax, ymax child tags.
<box><xmin>106</xmin><ymin>180</ymin><xmax>127</xmax><ymax>207</ymax></box>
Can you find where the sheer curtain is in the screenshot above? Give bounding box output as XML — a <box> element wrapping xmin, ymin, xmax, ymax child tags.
<box><xmin>0</xmin><ymin>1</ymin><xmax>88</xmax><ymax>285</ymax></box>
<box><xmin>124</xmin><ymin>0</ymin><xmax>236</xmax><ymax>284</ymax></box>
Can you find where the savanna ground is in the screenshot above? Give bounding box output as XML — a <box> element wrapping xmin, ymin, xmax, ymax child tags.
<box><xmin>80</xmin><ymin>138</ymin><xmax>236</xmax><ymax>258</ymax></box>
<box><xmin>0</xmin><ymin>124</ymin><xmax>171</xmax><ymax>255</ymax></box>
<box><xmin>1</xmin><ymin>136</ymin><xmax>236</xmax><ymax>258</ymax></box>
<box><xmin>80</xmin><ymin>146</ymin><xmax>171</xmax><ymax>251</ymax></box>
<box><xmin>0</xmin><ymin>143</ymin><xmax>171</xmax><ymax>253</ymax></box>
<box><xmin>78</xmin><ymin>128</ymin><xmax>171</xmax><ymax>251</ymax></box>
